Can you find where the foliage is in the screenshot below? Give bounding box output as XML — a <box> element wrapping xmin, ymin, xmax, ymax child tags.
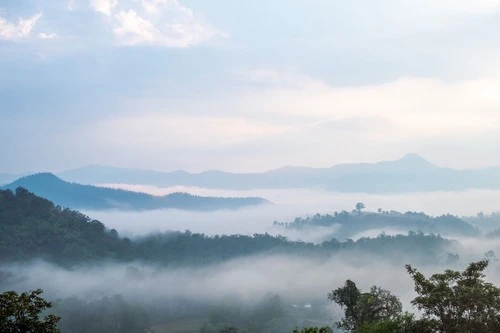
<box><xmin>328</xmin><ymin>280</ymin><xmax>402</xmax><ymax>331</ymax></box>
<box><xmin>355</xmin><ymin>203</ymin><xmax>365</xmax><ymax>213</ymax></box>
<box><xmin>0</xmin><ymin>189</ymin><xmax>452</xmax><ymax>267</ymax></box>
<box><xmin>292</xmin><ymin>327</ymin><xmax>332</xmax><ymax>333</ymax></box>
<box><xmin>275</xmin><ymin>210</ymin><xmax>478</xmax><ymax>239</ymax></box>
<box><xmin>0</xmin><ymin>289</ymin><xmax>60</xmax><ymax>333</ymax></box>
<box><xmin>406</xmin><ymin>260</ymin><xmax>500</xmax><ymax>332</ymax></box>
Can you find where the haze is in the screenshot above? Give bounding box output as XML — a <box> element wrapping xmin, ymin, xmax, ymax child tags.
<box><xmin>3</xmin><ymin>1</ymin><xmax>500</xmax><ymax>333</ymax></box>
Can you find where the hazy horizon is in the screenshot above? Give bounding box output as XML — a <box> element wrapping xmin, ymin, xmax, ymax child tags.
<box><xmin>3</xmin><ymin>2</ymin><xmax>500</xmax><ymax>333</ymax></box>
<box><xmin>3</xmin><ymin>1</ymin><xmax>500</xmax><ymax>174</ymax></box>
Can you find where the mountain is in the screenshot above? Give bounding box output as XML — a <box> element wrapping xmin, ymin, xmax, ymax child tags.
<box><xmin>1</xmin><ymin>173</ymin><xmax>269</xmax><ymax>211</ymax></box>
<box><xmin>57</xmin><ymin>154</ymin><xmax>500</xmax><ymax>193</ymax></box>
<box><xmin>0</xmin><ymin>188</ymin><xmax>451</xmax><ymax>266</ymax></box>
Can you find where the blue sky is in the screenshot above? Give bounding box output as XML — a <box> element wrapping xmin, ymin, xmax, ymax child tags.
<box><xmin>2</xmin><ymin>0</ymin><xmax>500</xmax><ymax>173</ymax></box>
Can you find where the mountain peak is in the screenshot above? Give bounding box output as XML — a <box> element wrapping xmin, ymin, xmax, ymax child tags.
<box><xmin>387</xmin><ymin>153</ymin><xmax>437</xmax><ymax>171</ymax></box>
<box><xmin>19</xmin><ymin>172</ymin><xmax>61</xmax><ymax>181</ymax></box>
<box><xmin>398</xmin><ymin>153</ymin><xmax>431</xmax><ymax>164</ymax></box>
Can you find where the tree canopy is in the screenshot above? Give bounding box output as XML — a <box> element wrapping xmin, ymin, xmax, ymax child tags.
<box><xmin>0</xmin><ymin>289</ymin><xmax>60</xmax><ymax>333</ymax></box>
<box><xmin>326</xmin><ymin>261</ymin><xmax>500</xmax><ymax>332</ymax></box>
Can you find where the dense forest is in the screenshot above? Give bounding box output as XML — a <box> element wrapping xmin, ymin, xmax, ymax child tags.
<box><xmin>274</xmin><ymin>207</ymin><xmax>479</xmax><ymax>240</ymax></box>
<box><xmin>1</xmin><ymin>173</ymin><xmax>269</xmax><ymax>211</ymax></box>
<box><xmin>2</xmin><ymin>188</ymin><xmax>499</xmax><ymax>333</ymax></box>
<box><xmin>0</xmin><ymin>188</ymin><xmax>456</xmax><ymax>267</ymax></box>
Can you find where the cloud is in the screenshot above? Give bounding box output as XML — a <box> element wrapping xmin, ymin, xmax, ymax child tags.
<box><xmin>0</xmin><ymin>12</ymin><xmax>42</xmax><ymax>41</ymax></box>
<box><xmin>91</xmin><ymin>0</ymin><xmax>118</xmax><ymax>16</ymax></box>
<box><xmin>113</xmin><ymin>0</ymin><xmax>225</xmax><ymax>47</ymax></box>
<box><xmin>88</xmin><ymin>113</ymin><xmax>291</xmax><ymax>150</ymax></box>
<box><xmin>38</xmin><ymin>32</ymin><xmax>57</xmax><ymax>39</ymax></box>
<box><xmin>232</xmin><ymin>69</ymin><xmax>500</xmax><ymax>139</ymax></box>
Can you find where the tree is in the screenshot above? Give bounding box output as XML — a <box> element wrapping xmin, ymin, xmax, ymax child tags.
<box><xmin>328</xmin><ymin>280</ymin><xmax>402</xmax><ymax>331</ymax></box>
<box><xmin>406</xmin><ymin>260</ymin><xmax>500</xmax><ymax>332</ymax></box>
<box><xmin>0</xmin><ymin>289</ymin><xmax>60</xmax><ymax>333</ymax></box>
<box><xmin>355</xmin><ymin>203</ymin><xmax>366</xmax><ymax>214</ymax></box>
<box><xmin>292</xmin><ymin>327</ymin><xmax>332</xmax><ymax>333</ymax></box>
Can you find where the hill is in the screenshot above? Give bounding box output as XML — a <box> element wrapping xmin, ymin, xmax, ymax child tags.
<box><xmin>274</xmin><ymin>210</ymin><xmax>479</xmax><ymax>240</ymax></box>
<box><xmin>1</xmin><ymin>173</ymin><xmax>269</xmax><ymax>211</ymax></box>
<box><xmin>58</xmin><ymin>154</ymin><xmax>500</xmax><ymax>192</ymax></box>
<box><xmin>0</xmin><ymin>188</ymin><xmax>453</xmax><ymax>266</ymax></box>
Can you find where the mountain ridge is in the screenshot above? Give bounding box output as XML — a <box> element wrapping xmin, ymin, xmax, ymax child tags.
<box><xmin>52</xmin><ymin>154</ymin><xmax>500</xmax><ymax>192</ymax></box>
<box><xmin>1</xmin><ymin>173</ymin><xmax>269</xmax><ymax>211</ymax></box>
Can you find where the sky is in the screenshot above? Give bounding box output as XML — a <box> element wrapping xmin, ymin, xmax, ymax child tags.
<box><xmin>1</xmin><ymin>0</ymin><xmax>500</xmax><ymax>173</ymax></box>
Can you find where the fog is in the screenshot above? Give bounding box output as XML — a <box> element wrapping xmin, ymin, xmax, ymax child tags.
<box><xmin>3</xmin><ymin>249</ymin><xmax>500</xmax><ymax>316</ymax></box>
<box><xmin>85</xmin><ymin>186</ymin><xmax>500</xmax><ymax>240</ymax></box>
<box><xmin>0</xmin><ymin>255</ymin><xmax>456</xmax><ymax>308</ymax></box>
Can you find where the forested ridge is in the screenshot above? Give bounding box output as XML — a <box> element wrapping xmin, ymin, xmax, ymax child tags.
<box><xmin>0</xmin><ymin>188</ymin><xmax>453</xmax><ymax>266</ymax></box>
<box><xmin>275</xmin><ymin>209</ymin><xmax>478</xmax><ymax>239</ymax></box>
<box><xmin>1</xmin><ymin>173</ymin><xmax>268</xmax><ymax>211</ymax></box>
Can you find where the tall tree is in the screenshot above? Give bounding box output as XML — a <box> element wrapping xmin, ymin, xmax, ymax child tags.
<box><xmin>328</xmin><ymin>280</ymin><xmax>402</xmax><ymax>331</ymax></box>
<box><xmin>406</xmin><ymin>260</ymin><xmax>500</xmax><ymax>332</ymax></box>
<box><xmin>355</xmin><ymin>203</ymin><xmax>365</xmax><ymax>214</ymax></box>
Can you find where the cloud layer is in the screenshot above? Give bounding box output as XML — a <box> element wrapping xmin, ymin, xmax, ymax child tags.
<box><xmin>0</xmin><ymin>12</ymin><xmax>41</xmax><ymax>40</ymax></box>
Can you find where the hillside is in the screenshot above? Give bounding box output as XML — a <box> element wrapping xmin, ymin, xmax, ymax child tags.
<box><xmin>1</xmin><ymin>173</ymin><xmax>269</xmax><ymax>211</ymax></box>
<box><xmin>274</xmin><ymin>210</ymin><xmax>479</xmax><ymax>240</ymax></box>
<box><xmin>58</xmin><ymin>154</ymin><xmax>500</xmax><ymax>192</ymax></box>
<box><xmin>0</xmin><ymin>188</ymin><xmax>453</xmax><ymax>266</ymax></box>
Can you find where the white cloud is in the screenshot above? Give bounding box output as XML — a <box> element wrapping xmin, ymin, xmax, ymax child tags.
<box><xmin>232</xmin><ymin>69</ymin><xmax>500</xmax><ymax>139</ymax></box>
<box><xmin>0</xmin><ymin>13</ymin><xmax>42</xmax><ymax>41</ymax></box>
<box><xmin>91</xmin><ymin>0</ymin><xmax>118</xmax><ymax>16</ymax></box>
<box><xmin>38</xmin><ymin>32</ymin><xmax>57</xmax><ymax>39</ymax></box>
<box><xmin>113</xmin><ymin>0</ymin><xmax>225</xmax><ymax>47</ymax></box>
<box><xmin>113</xmin><ymin>10</ymin><xmax>159</xmax><ymax>44</ymax></box>
<box><xmin>140</xmin><ymin>0</ymin><xmax>166</xmax><ymax>14</ymax></box>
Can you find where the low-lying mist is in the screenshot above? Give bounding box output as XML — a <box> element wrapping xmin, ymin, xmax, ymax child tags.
<box><xmin>87</xmin><ymin>186</ymin><xmax>500</xmax><ymax>241</ymax></box>
<box><xmin>3</xmin><ymin>250</ymin><xmax>500</xmax><ymax>326</ymax></box>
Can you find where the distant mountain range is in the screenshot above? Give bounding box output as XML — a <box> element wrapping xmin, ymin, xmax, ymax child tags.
<box><xmin>1</xmin><ymin>173</ymin><xmax>269</xmax><ymax>211</ymax></box>
<box><xmin>52</xmin><ymin>154</ymin><xmax>500</xmax><ymax>193</ymax></box>
<box><xmin>3</xmin><ymin>154</ymin><xmax>500</xmax><ymax>193</ymax></box>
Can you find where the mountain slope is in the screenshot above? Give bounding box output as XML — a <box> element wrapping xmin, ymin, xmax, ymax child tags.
<box><xmin>0</xmin><ymin>188</ymin><xmax>452</xmax><ymax>266</ymax></box>
<box><xmin>1</xmin><ymin>173</ymin><xmax>269</xmax><ymax>211</ymax></box>
<box><xmin>58</xmin><ymin>154</ymin><xmax>500</xmax><ymax>192</ymax></box>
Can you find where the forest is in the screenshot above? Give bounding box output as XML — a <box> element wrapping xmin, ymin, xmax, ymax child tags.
<box><xmin>0</xmin><ymin>188</ymin><xmax>454</xmax><ymax>267</ymax></box>
<box><xmin>2</xmin><ymin>188</ymin><xmax>500</xmax><ymax>333</ymax></box>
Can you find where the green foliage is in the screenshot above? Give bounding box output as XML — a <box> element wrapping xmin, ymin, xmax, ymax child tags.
<box><xmin>0</xmin><ymin>189</ymin><xmax>453</xmax><ymax>267</ymax></box>
<box><xmin>406</xmin><ymin>260</ymin><xmax>500</xmax><ymax>332</ymax></box>
<box><xmin>0</xmin><ymin>289</ymin><xmax>60</xmax><ymax>333</ymax></box>
<box><xmin>292</xmin><ymin>327</ymin><xmax>332</xmax><ymax>333</ymax></box>
<box><xmin>328</xmin><ymin>280</ymin><xmax>402</xmax><ymax>331</ymax></box>
<box><xmin>0</xmin><ymin>188</ymin><xmax>132</xmax><ymax>265</ymax></box>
